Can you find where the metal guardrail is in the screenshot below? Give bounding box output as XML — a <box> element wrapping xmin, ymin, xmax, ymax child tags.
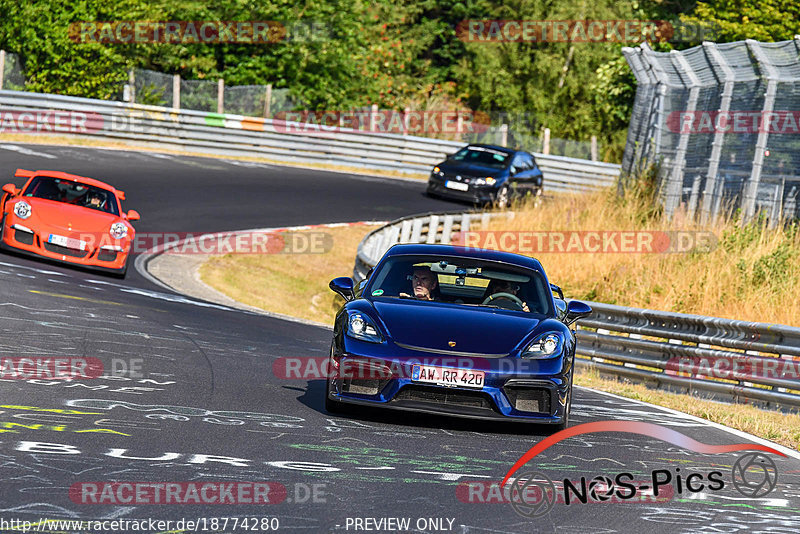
<box><xmin>353</xmin><ymin>210</ymin><xmax>512</xmax><ymax>280</ymax></box>
<box><xmin>0</xmin><ymin>90</ymin><xmax>619</xmax><ymax>192</ymax></box>
<box><xmin>353</xmin><ymin>212</ymin><xmax>800</xmax><ymax>409</ymax></box>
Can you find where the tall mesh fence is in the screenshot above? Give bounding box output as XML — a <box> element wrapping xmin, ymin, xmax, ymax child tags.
<box><xmin>133</xmin><ymin>69</ymin><xmax>173</xmax><ymax>107</ymax></box>
<box><xmin>180</xmin><ymin>78</ymin><xmax>217</xmax><ymax>113</ymax></box>
<box><xmin>622</xmin><ymin>38</ymin><xmax>800</xmax><ymax>221</ymax></box>
<box><xmin>2</xmin><ymin>52</ymin><xmax>25</xmax><ymax>91</ymax></box>
<box><xmin>224</xmin><ymin>85</ymin><xmax>267</xmax><ymax>117</ymax></box>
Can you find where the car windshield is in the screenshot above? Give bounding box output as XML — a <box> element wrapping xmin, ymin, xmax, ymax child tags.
<box><xmin>448</xmin><ymin>146</ymin><xmax>511</xmax><ymax>169</ymax></box>
<box><xmin>366</xmin><ymin>254</ymin><xmax>554</xmax><ymax>316</ymax></box>
<box><xmin>23</xmin><ymin>176</ymin><xmax>119</xmax><ymax>215</ymax></box>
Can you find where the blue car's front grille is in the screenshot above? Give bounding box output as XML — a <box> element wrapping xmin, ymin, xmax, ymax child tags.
<box><xmin>394</xmin><ymin>385</ymin><xmax>495</xmax><ymax>410</ymax></box>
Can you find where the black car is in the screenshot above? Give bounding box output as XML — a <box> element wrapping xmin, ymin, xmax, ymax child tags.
<box><xmin>426</xmin><ymin>144</ymin><xmax>543</xmax><ymax>208</ymax></box>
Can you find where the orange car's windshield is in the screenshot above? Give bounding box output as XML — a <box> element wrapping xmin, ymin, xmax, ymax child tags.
<box><xmin>23</xmin><ymin>176</ymin><xmax>119</xmax><ymax>216</ymax></box>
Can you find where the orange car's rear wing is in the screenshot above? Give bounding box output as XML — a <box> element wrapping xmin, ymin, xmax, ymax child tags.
<box><xmin>14</xmin><ymin>169</ymin><xmax>35</xmax><ymax>179</ymax></box>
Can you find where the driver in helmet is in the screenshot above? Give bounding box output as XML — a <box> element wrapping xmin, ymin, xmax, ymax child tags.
<box><xmin>84</xmin><ymin>191</ymin><xmax>104</xmax><ymax>210</ymax></box>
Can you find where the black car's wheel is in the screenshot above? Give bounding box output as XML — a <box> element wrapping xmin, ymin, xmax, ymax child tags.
<box><xmin>494</xmin><ymin>185</ymin><xmax>510</xmax><ymax>209</ymax></box>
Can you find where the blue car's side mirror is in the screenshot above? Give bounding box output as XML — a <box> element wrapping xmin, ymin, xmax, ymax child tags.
<box><xmin>329</xmin><ymin>277</ymin><xmax>355</xmax><ymax>302</ymax></box>
<box><xmin>565</xmin><ymin>300</ymin><xmax>592</xmax><ymax>326</ymax></box>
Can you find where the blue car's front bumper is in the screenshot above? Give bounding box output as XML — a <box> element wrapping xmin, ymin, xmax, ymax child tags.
<box><xmin>327</xmin><ymin>342</ymin><xmax>572</xmax><ymax>424</ymax></box>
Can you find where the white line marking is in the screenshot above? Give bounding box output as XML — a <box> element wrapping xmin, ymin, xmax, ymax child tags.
<box><xmin>0</xmin><ymin>144</ymin><xmax>57</xmax><ymax>159</ymax></box>
<box><xmin>0</xmin><ymin>261</ymin><xmax>67</xmax><ymax>275</ymax></box>
<box><xmin>578</xmin><ymin>386</ymin><xmax>800</xmax><ymax>460</ymax></box>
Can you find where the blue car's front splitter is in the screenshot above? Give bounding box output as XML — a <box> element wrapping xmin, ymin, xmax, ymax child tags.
<box><xmin>328</xmin><ymin>351</ymin><xmax>571</xmax><ymax>424</ymax></box>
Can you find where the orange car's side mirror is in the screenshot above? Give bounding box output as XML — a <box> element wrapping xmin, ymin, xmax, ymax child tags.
<box><xmin>126</xmin><ymin>209</ymin><xmax>140</xmax><ymax>221</ymax></box>
<box><xmin>2</xmin><ymin>183</ymin><xmax>18</xmax><ymax>196</ymax></box>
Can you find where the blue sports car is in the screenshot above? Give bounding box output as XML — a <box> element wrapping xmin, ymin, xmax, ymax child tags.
<box><xmin>326</xmin><ymin>243</ymin><xmax>591</xmax><ymax>429</ymax></box>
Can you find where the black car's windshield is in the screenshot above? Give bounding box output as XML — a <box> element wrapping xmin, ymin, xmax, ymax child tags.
<box><xmin>367</xmin><ymin>254</ymin><xmax>554</xmax><ymax>316</ymax></box>
<box><xmin>23</xmin><ymin>176</ymin><xmax>119</xmax><ymax>215</ymax></box>
<box><xmin>448</xmin><ymin>146</ymin><xmax>511</xmax><ymax>169</ymax></box>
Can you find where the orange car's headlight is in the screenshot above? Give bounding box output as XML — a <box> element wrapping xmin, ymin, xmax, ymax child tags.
<box><xmin>110</xmin><ymin>222</ymin><xmax>128</xmax><ymax>239</ymax></box>
<box><xmin>13</xmin><ymin>200</ymin><xmax>31</xmax><ymax>219</ymax></box>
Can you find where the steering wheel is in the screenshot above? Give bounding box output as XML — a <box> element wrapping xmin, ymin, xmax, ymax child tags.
<box><xmin>482</xmin><ymin>292</ymin><xmax>525</xmax><ymax>310</ymax></box>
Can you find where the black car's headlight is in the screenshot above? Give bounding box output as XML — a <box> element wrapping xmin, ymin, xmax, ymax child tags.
<box><xmin>473</xmin><ymin>177</ymin><xmax>497</xmax><ymax>186</ymax></box>
<box><xmin>346</xmin><ymin>312</ymin><xmax>383</xmax><ymax>343</ymax></box>
<box><xmin>522</xmin><ymin>332</ymin><xmax>563</xmax><ymax>358</ymax></box>
<box><xmin>431</xmin><ymin>166</ymin><xmax>444</xmax><ymax>177</ymax></box>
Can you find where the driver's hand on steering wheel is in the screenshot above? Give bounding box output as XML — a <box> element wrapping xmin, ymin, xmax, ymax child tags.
<box><xmin>521</xmin><ymin>302</ymin><xmax>530</xmax><ymax>312</ymax></box>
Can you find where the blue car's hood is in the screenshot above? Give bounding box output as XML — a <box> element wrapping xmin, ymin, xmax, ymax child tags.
<box><xmin>372</xmin><ymin>299</ymin><xmax>540</xmax><ymax>355</ymax></box>
<box><xmin>439</xmin><ymin>160</ymin><xmax>506</xmax><ymax>177</ymax></box>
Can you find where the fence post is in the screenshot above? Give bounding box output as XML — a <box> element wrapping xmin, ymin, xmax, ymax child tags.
<box><xmin>542</xmin><ymin>127</ymin><xmax>550</xmax><ymax>155</ymax></box>
<box><xmin>500</xmin><ymin>124</ymin><xmax>508</xmax><ymax>146</ymax></box>
<box><xmin>0</xmin><ymin>50</ymin><xmax>5</xmax><ymax>91</ymax></box>
<box><xmin>744</xmin><ymin>40</ymin><xmax>778</xmax><ymax>222</ymax></box>
<box><xmin>172</xmin><ymin>74</ymin><xmax>180</xmax><ymax>110</ymax></box>
<box><xmin>264</xmin><ymin>84</ymin><xmax>272</xmax><ymax>118</ymax></box>
<box><xmin>590</xmin><ymin>135</ymin><xmax>598</xmax><ymax>161</ymax></box>
<box><xmin>666</xmin><ymin>50</ymin><xmax>702</xmax><ymax>218</ymax></box>
<box><xmin>700</xmin><ymin>42</ymin><xmax>734</xmax><ymax>223</ymax></box>
<box><xmin>370</xmin><ymin>104</ymin><xmax>378</xmax><ymax>132</ymax></box>
<box><xmin>217</xmin><ymin>78</ymin><xmax>224</xmax><ymax>114</ymax></box>
<box><xmin>128</xmin><ymin>69</ymin><xmax>135</xmax><ymax>103</ymax></box>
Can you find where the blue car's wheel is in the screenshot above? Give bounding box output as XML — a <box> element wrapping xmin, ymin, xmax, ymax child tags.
<box><xmin>324</xmin><ymin>342</ymin><xmax>347</xmax><ymax>414</ymax></box>
<box><xmin>324</xmin><ymin>376</ymin><xmax>345</xmax><ymax>414</ymax></box>
<box><xmin>554</xmin><ymin>371</ymin><xmax>573</xmax><ymax>432</ymax></box>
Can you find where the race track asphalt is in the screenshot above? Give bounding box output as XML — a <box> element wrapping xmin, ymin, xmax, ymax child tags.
<box><xmin>0</xmin><ymin>143</ymin><xmax>797</xmax><ymax>534</ymax></box>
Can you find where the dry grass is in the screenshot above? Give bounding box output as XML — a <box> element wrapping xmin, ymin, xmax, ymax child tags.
<box><xmin>483</xmin><ymin>185</ymin><xmax>800</xmax><ymax>326</ymax></box>
<box><xmin>0</xmin><ymin>133</ymin><xmax>428</xmax><ymax>181</ymax></box>
<box><xmin>198</xmin><ymin>225</ymin><xmax>375</xmax><ymax>326</ymax></box>
<box><xmin>576</xmin><ymin>367</ymin><xmax>800</xmax><ymax>451</ymax></box>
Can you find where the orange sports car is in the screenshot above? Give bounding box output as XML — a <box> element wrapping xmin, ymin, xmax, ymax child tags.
<box><xmin>0</xmin><ymin>169</ymin><xmax>139</xmax><ymax>277</ymax></box>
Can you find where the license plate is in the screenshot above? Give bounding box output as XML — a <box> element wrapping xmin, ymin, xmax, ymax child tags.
<box><xmin>411</xmin><ymin>365</ymin><xmax>485</xmax><ymax>388</ymax></box>
<box><xmin>444</xmin><ymin>180</ymin><xmax>469</xmax><ymax>192</ymax></box>
<box><xmin>48</xmin><ymin>234</ymin><xmax>86</xmax><ymax>251</ymax></box>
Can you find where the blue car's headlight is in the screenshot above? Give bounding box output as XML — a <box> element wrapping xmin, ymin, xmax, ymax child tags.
<box><xmin>523</xmin><ymin>333</ymin><xmax>563</xmax><ymax>358</ymax></box>
<box><xmin>347</xmin><ymin>312</ymin><xmax>383</xmax><ymax>343</ymax></box>
<box><xmin>473</xmin><ymin>177</ymin><xmax>497</xmax><ymax>186</ymax></box>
